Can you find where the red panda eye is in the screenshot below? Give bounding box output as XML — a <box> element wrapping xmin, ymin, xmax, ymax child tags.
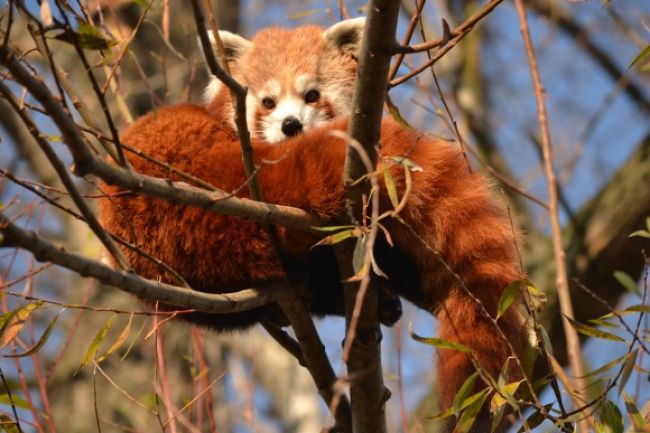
<box><xmin>262</xmin><ymin>97</ymin><xmax>276</xmax><ymax>110</ymax></box>
<box><xmin>304</xmin><ymin>90</ymin><xmax>320</xmax><ymax>103</ymax></box>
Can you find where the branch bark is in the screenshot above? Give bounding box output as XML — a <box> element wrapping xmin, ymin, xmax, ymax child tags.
<box><xmin>341</xmin><ymin>2</ymin><xmax>400</xmax><ymax>432</ymax></box>
<box><xmin>0</xmin><ymin>213</ymin><xmax>280</xmax><ymax>314</ymax></box>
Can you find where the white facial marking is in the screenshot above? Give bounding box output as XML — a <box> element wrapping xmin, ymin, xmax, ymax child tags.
<box><xmin>203</xmin><ymin>77</ymin><xmax>222</xmax><ymax>104</ymax></box>
<box><xmin>294</xmin><ymin>74</ymin><xmax>317</xmax><ymax>94</ymax></box>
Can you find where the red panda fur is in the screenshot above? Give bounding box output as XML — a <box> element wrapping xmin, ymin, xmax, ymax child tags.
<box><xmin>99</xmin><ymin>103</ymin><xmax>529</xmax><ymax>413</ymax></box>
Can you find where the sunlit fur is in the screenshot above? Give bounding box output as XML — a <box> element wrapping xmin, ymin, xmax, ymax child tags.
<box><xmin>203</xmin><ymin>23</ymin><xmax>361</xmax><ymax>143</ymax></box>
<box><xmin>99</xmin><ymin>104</ymin><xmax>529</xmax><ymax>415</ymax></box>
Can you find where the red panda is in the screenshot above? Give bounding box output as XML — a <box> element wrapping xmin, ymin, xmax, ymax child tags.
<box><xmin>201</xmin><ymin>18</ymin><xmax>364</xmax><ymax>143</ymax></box>
<box><xmin>99</xmin><ymin>21</ymin><xmax>530</xmax><ymax>428</ymax></box>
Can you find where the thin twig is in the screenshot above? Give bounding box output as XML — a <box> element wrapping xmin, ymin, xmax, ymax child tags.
<box><xmin>390</xmin><ymin>0</ymin><xmax>503</xmax><ymax>87</ymax></box>
<box><xmin>513</xmin><ymin>1</ymin><xmax>590</xmax><ymax>432</ymax></box>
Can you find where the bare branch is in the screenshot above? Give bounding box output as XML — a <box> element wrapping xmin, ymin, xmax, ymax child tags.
<box><xmin>514</xmin><ymin>1</ymin><xmax>590</xmax><ymax>431</ymax></box>
<box><xmin>341</xmin><ymin>2</ymin><xmax>401</xmax><ymax>432</ymax></box>
<box><xmin>389</xmin><ymin>0</ymin><xmax>503</xmax><ymax>87</ymax></box>
<box><xmin>0</xmin><ymin>212</ymin><xmax>281</xmax><ymax>315</ymax></box>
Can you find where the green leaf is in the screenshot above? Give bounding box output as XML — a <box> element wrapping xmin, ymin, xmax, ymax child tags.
<box><xmin>566</xmin><ymin>317</ymin><xmax>625</xmax><ymax>342</ymax></box>
<box><xmin>311</xmin><ymin>224</ymin><xmax>357</xmax><ymax>232</ymax></box>
<box><xmin>97</xmin><ymin>313</ymin><xmax>133</xmax><ymax>362</ymax></box>
<box><xmin>0</xmin><ymin>394</ymin><xmax>31</xmax><ymax>409</ymax></box>
<box><xmin>622</xmin><ymin>392</ymin><xmax>646</xmax><ymax>430</ymax></box>
<box><xmin>517</xmin><ymin>403</ymin><xmax>553</xmax><ymax>432</ymax></box>
<box><xmin>613</xmin><ymin>271</ymin><xmax>641</xmax><ymax>297</ymax></box>
<box><xmin>457</xmin><ymin>389</ymin><xmax>490</xmax><ymax>433</ymax></box>
<box><xmin>388</xmin><ymin>156</ymin><xmax>422</xmax><ymax>172</ymax></box>
<box><xmin>53</xmin><ymin>21</ymin><xmax>117</xmax><ymax>51</ymax></box>
<box><xmin>629</xmin><ymin>44</ymin><xmax>650</xmax><ymax>68</ymax></box>
<box><xmin>598</xmin><ymin>400</ymin><xmax>624</xmax><ymax>433</ymax></box>
<box><xmin>1</xmin><ymin>301</ymin><xmax>44</xmax><ymax>349</ymax></box>
<box><xmin>524</xmin><ymin>281</ymin><xmax>547</xmax><ymax>311</ymax></box>
<box><xmin>4</xmin><ymin>313</ymin><xmax>59</xmax><ymax>358</ymax></box>
<box><xmin>383</xmin><ymin>169</ymin><xmax>399</xmax><ymax>209</ymax></box>
<box><xmin>497</xmin><ymin>281</ymin><xmax>521</xmax><ymax>319</ymax></box>
<box><xmin>313</xmin><ymin>228</ymin><xmax>360</xmax><ymax>247</ymax></box>
<box><xmin>386</xmin><ymin>97</ymin><xmax>414</xmax><ymax>130</ymax></box>
<box><xmin>537</xmin><ymin>326</ymin><xmax>554</xmax><ymax>355</ymax></box>
<box><xmin>0</xmin><ymin>414</ymin><xmax>22</xmax><ymax>433</ymax></box>
<box><xmin>628</xmin><ymin>229</ymin><xmax>650</xmax><ymax>239</ymax></box>
<box><xmin>581</xmin><ymin>352</ymin><xmax>631</xmax><ymax>378</ymax></box>
<box><xmin>409</xmin><ymin>331</ymin><xmax>471</xmax><ymax>353</ymax></box>
<box><xmin>621</xmin><ymin>304</ymin><xmax>650</xmax><ymax>314</ymax></box>
<box><xmin>352</xmin><ymin>234</ymin><xmax>366</xmax><ymax>275</ymax></box>
<box><xmin>491</xmin><ymin>380</ymin><xmax>522</xmax><ymax>410</ymax></box>
<box><xmin>618</xmin><ymin>348</ymin><xmax>638</xmax><ymax>393</ymax></box>
<box><xmin>453</xmin><ymin>372</ymin><xmax>480</xmax><ymax>414</ymax></box>
<box><xmin>76</xmin><ymin>315</ymin><xmax>116</xmax><ymax>374</ymax></box>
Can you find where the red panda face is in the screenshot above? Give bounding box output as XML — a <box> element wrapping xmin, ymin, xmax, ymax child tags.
<box><xmin>201</xmin><ymin>18</ymin><xmax>365</xmax><ymax>144</ymax></box>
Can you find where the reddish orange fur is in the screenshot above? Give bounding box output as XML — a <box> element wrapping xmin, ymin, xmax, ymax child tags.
<box><xmin>99</xmin><ymin>104</ymin><xmax>528</xmax><ymax>413</ymax></box>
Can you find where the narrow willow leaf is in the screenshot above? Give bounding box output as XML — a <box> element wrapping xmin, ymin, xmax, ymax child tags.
<box><xmin>618</xmin><ymin>348</ymin><xmax>638</xmax><ymax>393</ymax></box>
<box><xmin>628</xmin><ymin>230</ymin><xmax>650</xmax><ymax>239</ymax></box>
<box><xmin>286</xmin><ymin>9</ymin><xmax>322</xmax><ymax>19</ymax></box>
<box><xmin>629</xmin><ymin>44</ymin><xmax>650</xmax><ymax>68</ymax></box>
<box><xmin>453</xmin><ymin>372</ymin><xmax>480</xmax><ymax>414</ymax></box>
<box><xmin>517</xmin><ymin>403</ymin><xmax>553</xmax><ymax>432</ymax></box>
<box><xmin>0</xmin><ymin>414</ymin><xmax>21</xmax><ymax>433</ymax></box>
<box><xmin>4</xmin><ymin>313</ymin><xmax>59</xmax><ymax>358</ymax></box>
<box><xmin>388</xmin><ymin>156</ymin><xmax>423</xmax><ymax>171</ymax></box>
<box><xmin>622</xmin><ymin>392</ymin><xmax>646</xmax><ymax>430</ymax></box>
<box><xmin>497</xmin><ymin>281</ymin><xmax>521</xmax><ymax>319</ymax></box>
<box><xmin>383</xmin><ymin>169</ymin><xmax>399</xmax><ymax>209</ymax></box>
<box><xmin>491</xmin><ymin>380</ymin><xmax>523</xmax><ymax>410</ymax></box>
<box><xmin>370</xmin><ymin>254</ymin><xmax>387</xmax><ymax>279</ymax></box>
<box><xmin>97</xmin><ymin>313</ymin><xmax>133</xmax><ymax>362</ymax></box>
<box><xmin>1</xmin><ymin>301</ymin><xmax>44</xmax><ymax>348</ymax></box>
<box><xmin>458</xmin><ymin>389</ymin><xmax>490</xmax><ymax>433</ymax></box>
<box><xmin>76</xmin><ymin>315</ymin><xmax>116</xmax><ymax>374</ymax></box>
<box><xmin>588</xmin><ymin>318</ymin><xmax>619</xmax><ymax>328</ymax></box>
<box><xmin>311</xmin><ymin>224</ymin><xmax>357</xmax><ymax>232</ymax></box>
<box><xmin>490</xmin><ymin>404</ymin><xmax>506</xmax><ymax>433</ymax></box>
<box><xmin>0</xmin><ymin>394</ymin><xmax>31</xmax><ymax>409</ymax></box>
<box><xmin>525</xmin><ymin>281</ymin><xmax>547</xmax><ymax>311</ymax></box>
<box><xmin>613</xmin><ymin>271</ymin><xmax>641</xmax><ymax>297</ymax></box>
<box><xmin>599</xmin><ymin>400</ymin><xmax>624</xmax><ymax>433</ymax></box>
<box><xmin>581</xmin><ymin>352</ymin><xmax>631</xmax><ymax>378</ymax></box>
<box><xmin>352</xmin><ymin>234</ymin><xmax>366</xmax><ymax>275</ymax></box>
<box><xmin>386</xmin><ymin>98</ymin><xmax>414</xmax><ymax>130</ymax></box>
<box><xmin>566</xmin><ymin>317</ymin><xmax>625</xmax><ymax>342</ymax></box>
<box><xmin>537</xmin><ymin>326</ymin><xmax>554</xmax><ymax>355</ymax></box>
<box><xmin>313</xmin><ymin>228</ymin><xmax>360</xmax><ymax>247</ymax></box>
<box><xmin>620</xmin><ymin>304</ymin><xmax>650</xmax><ymax>314</ymax></box>
<box><xmin>409</xmin><ymin>327</ymin><xmax>470</xmax><ymax>353</ymax></box>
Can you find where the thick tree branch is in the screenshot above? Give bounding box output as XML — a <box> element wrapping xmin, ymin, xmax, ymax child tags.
<box><xmin>0</xmin><ymin>213</ymin><xmax>280</xmax><ymax>314</ymax></box>
<box><xmin>0</xmin><ymin>44</ymin><xmax>319</xmax><ymax>232</ymax></box>
<box><xmin>341</xmin><ymin>2</ymin><xmax>400</xmax><ymax>433</ymax></box>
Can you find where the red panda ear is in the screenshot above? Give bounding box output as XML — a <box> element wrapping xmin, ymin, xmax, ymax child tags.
<box><xmin>323</xmin><ymin>17</ymin><xmax>365</xmax><ymax>57</ymax></box>
<box><xmin>208</xmin><ymin>30</ymin><xmax>252</xmax><ymax>64</ymax></box>
<box><xmin>199</xmin><ymin>30</ymin><xmax>252</xmax><ymax>104</ymax></box>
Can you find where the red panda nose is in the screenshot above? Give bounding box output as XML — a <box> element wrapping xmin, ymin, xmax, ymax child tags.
<box><xmin>281</xmin><ymin>117</ymin><xmax>303</xmax><ymax>137</ymax></box>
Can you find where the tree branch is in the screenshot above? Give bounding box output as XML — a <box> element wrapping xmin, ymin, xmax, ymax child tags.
<box><xmin>0</xmin><ymin>212</ymin><xmax>280</xmax><ymax>314</ymax></box>
<box><xmin>341</xmin><ymin>1</ymin><xmax>400</xmax><ymax>432</ymax></box>
<box><xmin>514</xmin><ymin>2</ymin><xmax>590</xmax><ymax>431</ymax></box>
